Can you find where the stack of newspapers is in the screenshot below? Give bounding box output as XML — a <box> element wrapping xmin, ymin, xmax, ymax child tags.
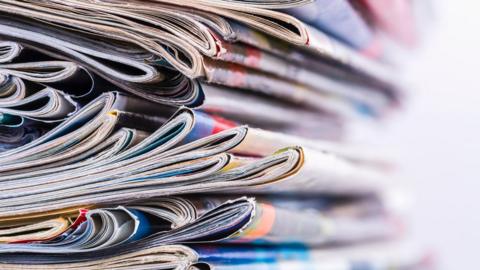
<box><xmin>0</xmin><ymin>1</ymin><xmax>431</xmax><ymax>269</ymax></box>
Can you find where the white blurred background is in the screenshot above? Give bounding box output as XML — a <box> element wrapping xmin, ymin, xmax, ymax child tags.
<box><xmin>360</xmin><ymin>1</ymin><xmax>480</xmax><ymax>269</ymax></box>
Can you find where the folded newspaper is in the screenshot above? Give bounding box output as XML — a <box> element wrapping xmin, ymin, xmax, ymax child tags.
<box><xmin>0</xmin><ymin>1</ymin><xmax>430</xmax><ymax>269</ymax></box>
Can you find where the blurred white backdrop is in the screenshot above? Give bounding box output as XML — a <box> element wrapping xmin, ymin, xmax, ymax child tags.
<box><xmin>363</xmin><ymin>1</ymin><xmax>480</xmax><ymax>269</ymax></box>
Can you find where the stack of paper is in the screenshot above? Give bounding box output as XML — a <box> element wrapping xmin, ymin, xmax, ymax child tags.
<box><xmin>0</xmin><ymin>1</ymin><xmax>432</xmax><ymax>269</ymax></box>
